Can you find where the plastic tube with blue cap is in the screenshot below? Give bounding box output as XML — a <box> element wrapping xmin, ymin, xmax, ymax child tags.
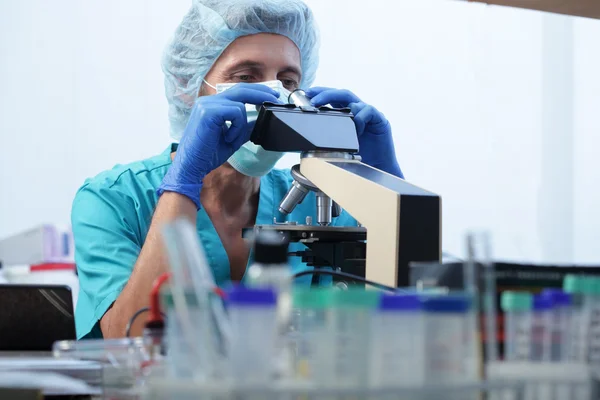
<box><xmin>370</xmin><ymin>294</ymin><xmax>424</xmax><ymax>388</ymax></box>
<box><xmin>422</xmin><ymin>295</ymin><xmax>471</xmax><ymax>384</ymax></box>
<box><xmin>227</xmin><ymin>286</ymin><xmax>278</xmax><ymax>385</ymax></box>
<box><xmin>540</xmin><ymin>289</ymin><xmax>571</xmax><ymax>361</ymax></box>
<box><xmin>531</xmin><ymin>294</ymin><xmax>553</xmax><ymax>362</ymax></box>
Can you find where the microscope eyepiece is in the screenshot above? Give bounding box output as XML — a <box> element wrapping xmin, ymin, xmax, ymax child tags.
<box><xmin>288</xmin><ymin>89</ymin><xmax>312</xmax><ymax>108</ymax></box>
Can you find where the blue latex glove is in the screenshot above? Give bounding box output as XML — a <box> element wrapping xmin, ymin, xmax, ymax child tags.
<box><xmin>306</xmin><ymin>87</ymin><xmax>404</xmax><ymax>179</ymax></box>
<box><xmin>157</xmin><ymin>83</ymin><xmax>280</xmax><ymax>209</ymax></box>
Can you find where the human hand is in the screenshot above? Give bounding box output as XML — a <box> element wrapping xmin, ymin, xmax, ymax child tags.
<box><xmin>157</xmin><ymin>83</ymin><xmax>280</xmax><ymax>209</ymax></box>
<box><xmin>306</xmin><ymin>87</ymin><xmax>404</xmax><ymax>178</ymax></box>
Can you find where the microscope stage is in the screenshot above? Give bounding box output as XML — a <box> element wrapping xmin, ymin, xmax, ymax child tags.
<box><xmin>246</xmin><ymin>224</ymin><xmax>366</xmax><ymax>243</ymax></box>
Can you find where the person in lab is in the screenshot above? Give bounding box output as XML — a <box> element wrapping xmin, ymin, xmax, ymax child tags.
<box><xmin>71</xmin><ymin>0</ymin><xmax>404</xmax><ymax>339</ymax></box>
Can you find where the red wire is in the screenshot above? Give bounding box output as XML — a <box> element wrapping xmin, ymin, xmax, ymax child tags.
<box><xmin>149</xmin><ymin>272</ymin><xmax>171</xmax><ymax>323</ymax></box>
<box><xmin>212</xmin><ymin>286</ymin><xmax>226</xmax><ymax>299</ymax></box>
<box><xmin>148</xmin><ymin>272</ymin><xmax>226</xmax><ymax>323</ymax></box>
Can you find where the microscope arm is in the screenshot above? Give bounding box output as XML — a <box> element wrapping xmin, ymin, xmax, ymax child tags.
<box><xmin>300</xmin><ymin>157</ymin><xmax>441</xmax><ymax>288</ymax></box>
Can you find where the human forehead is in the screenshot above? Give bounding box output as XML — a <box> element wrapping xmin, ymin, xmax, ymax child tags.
<box><xmin>212</xmin><ymin>33</ymin><xmax>301</xmax><ymax>76</ymax></box>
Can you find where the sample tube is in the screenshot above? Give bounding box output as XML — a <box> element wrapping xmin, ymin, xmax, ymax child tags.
<box><xmin>531</xmin><ymin>295</ymin><xmax>553</xmax><ymax>362</ymax></box>
<box><xmin>586</xmin><ymin>277</ymin><xmax>600</xmax><ymax>365</ymax></box>
<box><xmin>563</xmin><ymin>275</ymin><xmax>588</xmax><ymax>361</ymax></box>
<box><xmin>246</xmin><ymin>230</ymin><xmax>293</xmax><ymax>378</ymax></box>
<box><xmin>163</xmin><ymin>290</ymin><xmax>206</xmax><ymax>379</ymax></box>
<box><xmin>567</xmin><ymin>276</ymin><xmax>600</xmax><ymax>363</ymax></box>
<box><xmin>501</xmin><ymin>291</ymin><xmax>533</xmax><ymax>361</ymax></box>
<box><xmin>540</xmin><ymin>289</ymin><xmax>572</xmax><ymax>361</ymax></box>
<box><xmin>245</xmin><ymin>229</ymin><xmax>292</xmax><ymax>327</ymax></box>
<box><xmin>290</xmin><ymin>288</ymin><xmax>331</xmax><ymax>383</ymax></box>
<box><xmin>370</xmin><ymin>294</ymin><xmax>424</xmax><ymax>389</ymax></box>
<box><xmin>326</xmin><ymin>289</ymin><xmax>379</xmax><ymax>390</ymax></box>
<box><xmin>421</xmin><ymin>295</ymin><xmax>471</xmax><ymax>385</ymax></box>
<box><xmin>227</xmin><ymin>286</ymin><xmax>278</xmax><ymax>385</ymax></box>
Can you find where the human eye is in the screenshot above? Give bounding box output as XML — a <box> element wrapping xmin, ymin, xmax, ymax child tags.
<box><xmin>233</xmin><ymin>74</ymin><xmax>257</xmax><ymax>83</ymax></box>
<box><xmin>280</xmin><ymin>78</ymin><xmax>299</xmax><ymax>90</ymax></box>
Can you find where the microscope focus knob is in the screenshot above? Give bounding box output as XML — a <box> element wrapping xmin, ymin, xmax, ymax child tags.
<box><xmin>332</xmin><ymin>201</ymin><xmax>342</xmax><ymax>218</ymax></box>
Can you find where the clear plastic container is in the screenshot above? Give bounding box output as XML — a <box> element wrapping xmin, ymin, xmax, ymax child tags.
<box><xmin>53</xmin><ymin>337</ymin><xmax>149</xmax><ymax>393</ymax></box>
<box><xmin>421</xmin><ymin>295</ymin><xmax>471</xmax><ymax>384</ymax></box>
<box><xmin>227</xmin><ymin>286</ymin><xmax>278</xmax><ymax>385</ymax></box>
<box><xmin>246</xmin><ymin>260</ymin><xmax>292</xmax><ymax>341</ymax></box>
<box><xmin>501</xmin><ymin>291</ymin><xmax>533</xmax><ymax>361</ymax></box>
<box><xmin>370</xmin><ymin>294</ymin><xmax>424</xmax><ymax>388</ymax></box>
<box><xmin>160</xmin><ymin>219</ymin><xmax>230</xmax><ymax>381</ymax></box>
<box><xmin>531</xmin><ymin>295</ymin><xmax>553</xmax><ymax>362</ymax></box>
<box><xmin>164</xmin><ymin>304</ymin><xmax>204</xmax><ymax>379</ymax></box>
<box><xmin>53</xmin><ymin>337</ymin><xmax>148</xmax><ymax>363</ymax></box>
<box><xmin>326</xmin><ymin>289</ymin><xmax>379</xmax><ymax>390</ymax></box>
<box><xmin>161</xmin><ymin>289</ymin><xmax>219</xmax><ymax>380</ymax></box>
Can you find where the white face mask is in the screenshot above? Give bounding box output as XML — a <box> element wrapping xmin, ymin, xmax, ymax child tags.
<box><xmin>202</xmin><ymin>79</ymin><xmax>292</xmax><ymax>177</ymax></box>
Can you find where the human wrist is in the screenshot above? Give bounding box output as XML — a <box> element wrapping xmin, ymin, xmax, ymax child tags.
<box><xmin>168</xmin><ymin>155</ymin><xmax>207</xmax><ymax>187</ymax></box>
<box><xmin>156</xmin><ymin>190</ymin><xmax>200</xmax><ymax>215</ymax></box>
<box><xmin>156</xmin><ymin>181</ymin><xmax>203</xmax><ymax>210</ymax></box>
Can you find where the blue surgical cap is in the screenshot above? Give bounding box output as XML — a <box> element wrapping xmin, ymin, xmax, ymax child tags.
<box><xmin>162</xmin><ymin>0</ymin><xmax>320</xmax><ymax>140</ymax></box>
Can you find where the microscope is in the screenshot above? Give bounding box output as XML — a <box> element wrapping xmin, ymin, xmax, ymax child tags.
<box><xmin>247</xmin><ymin>90</ymin><xmax>441</xmax><ymax>288</ymax></box>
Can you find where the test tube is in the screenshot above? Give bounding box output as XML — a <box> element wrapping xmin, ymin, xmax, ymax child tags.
<box><xmin>563</xmin><ymin>275</ymin><xmax>589</xmax><ymax>361</ymax></box>
<box><xmin>531</xmin><ymin>294</ymin><xmax>552</xmax><ymax>362</ymax></box>
<box><xmin>421</xmin><ymin>295</ymin><xmax>471</xmax><ymax>385</ymax></box>
<box><xmin>227</xmin><ymin>286</ymin><xmax>278</xmax><ymax>386</ymax></box>
<box><xmin>370</xmin><ymin>294</ymin><xmax>424</xmax><ymax>389</ymax></box>
<box><xmin>290</xmin><ymin>288</ymin><xmax>331</xmax><ymax>384</ymax></box>
<box><xmin>567</xmin><ymin>276</ymin><xmax>600</xmax><ymax>363</ymax></box>
<box><xmin>501</xmin><ymin>291</ymin><xmax>533</xmax><ymax>361</ymax></box>
<box><xmin>587</xmin><ymin>277</ymin><xmax>600</xmax><ymax>365</ymax></box>
<box><xmin>540</xmin><ymin>289</ymin><xmax>571</xmax><ymax>361</ymax></box>
<box><xmin>326</xmin><ymin>289</ymin><xmax>379</xmax><ymax>390</ymax></box>
<box><xmin>562</xmin><ymin>277</ymin><xmax>596</xmax><ymax>400</ymax></box>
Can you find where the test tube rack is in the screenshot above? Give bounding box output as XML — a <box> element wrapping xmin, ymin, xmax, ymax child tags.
<box><xmin>487</xmin><ymin>361</ymin><xmax>600</xmax><ymax>400</ymax></box>
<box><xmin>139</xmin><ymin>378</ymin><xmax>523</xmax><ymax>400</ymax></box>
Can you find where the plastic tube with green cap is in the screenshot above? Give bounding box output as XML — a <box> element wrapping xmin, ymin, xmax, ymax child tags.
<box><xmin>290</xmin><ymin>288</ymin><xmax>331</xmax><ymax>383</ymax></box>
<box><xmin>501</xmin><ymin>291</ymin><xmax>533</xmax><ymax>361</ymax></box>
<box><xmin>566</xmin><ymin>275</ymin><xmax>600</xmax><ymax>363</ymax></box>
<box><xmin>563</xmin><ymin>274</ymin><xmax>587</xmax><ymax>361</ymax></box>
<box><xmin>586</xmin><ymin>277</ymin><xmax>600</xmax><ymax>364</ymax></box>
<box><xmin>326</xmin><ymin>289</ymin><xmax>380</xmax><ymax>390</ymax></box>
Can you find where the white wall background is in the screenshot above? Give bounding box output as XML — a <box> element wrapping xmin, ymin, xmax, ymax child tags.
<box><xmin>0</xmin><ymin>0</ymin><xmax>599</xmax><ymax>263</ymax></box>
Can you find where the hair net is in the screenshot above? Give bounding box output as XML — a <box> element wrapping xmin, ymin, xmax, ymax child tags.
<box><xmin>162</xmin><ymin>0</ymin><xmax>320</xmax><ymax>140</ymax></box>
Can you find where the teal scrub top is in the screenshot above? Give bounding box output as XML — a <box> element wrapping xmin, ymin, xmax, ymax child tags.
<box><xmin>71</xmin><ymin>144</ymin><xmax>358</xmax><ymax>339</ymax></box>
